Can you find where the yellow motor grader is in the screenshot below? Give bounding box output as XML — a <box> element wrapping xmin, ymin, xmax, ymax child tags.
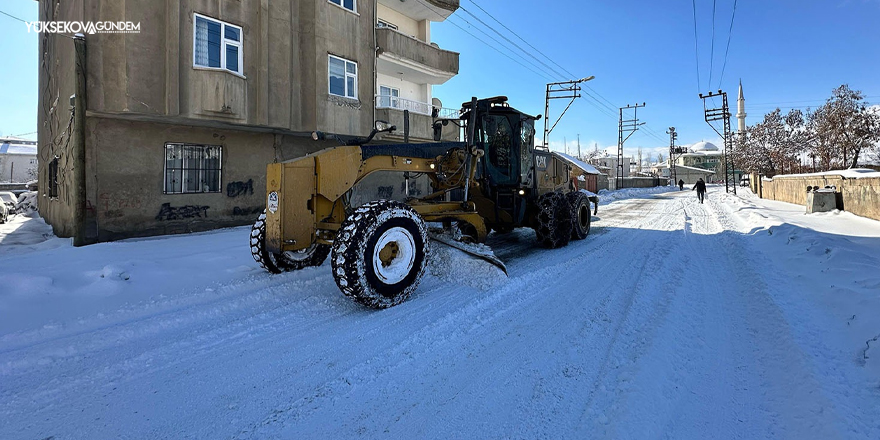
<box><xmin>250</xmin><ymin>96</ymin><xmax>593</xmax><ymax>308</ymax></box>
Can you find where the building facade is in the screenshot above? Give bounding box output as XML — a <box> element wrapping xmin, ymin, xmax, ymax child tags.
<box><xmin>37</xmin><ymin>0</ymin><xmax>460</xmax><ymax>244</ymax></box>
<box><xmin>0</xmin><ymin>137</ymin><xmax>38</xmax><ymax>184</ymax></box>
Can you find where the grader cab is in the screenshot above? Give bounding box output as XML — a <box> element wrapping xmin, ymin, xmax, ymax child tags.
<box><xmin>250</xmin><ymin>97</ymin><xmax>593</xmax><ymax>308</ymax></box>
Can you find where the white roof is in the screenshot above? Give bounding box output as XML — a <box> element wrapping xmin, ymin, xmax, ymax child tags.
<box><xmin>554</xmin><ymin>152</ymin><xmax>601</xmax><ymax>174</ymax></box>
<box><xmin>690</xmin><ymin>141</ymin><xmax>719</xmax><ymax>152</ymax></box>
<box><xmin>672</xmin><ymin>164</ymin><xmax>715</xmax><ymax>174</ymax></box>
<box><xmin>0</xmin><ymin>142</ymin><xmax>37</xmax><ymax>156</ymax></box>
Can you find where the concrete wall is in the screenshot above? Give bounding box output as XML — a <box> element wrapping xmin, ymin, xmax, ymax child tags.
<box><xmin>0</xmin><ymin>154</ymin><xmax>38</xmax><ymax>183</ymax></box>
<box><xmin>760</xmin><ymin>173</ymin><xmax>880</xmax><ymax>221</ymax></box>
<box><xmin>376</xmin><ymin>28</ymin><xmax>459</xmax><ymax>76</ymax></box>
<box><xmin>72</xmin><ymin>0</ymin><xmax>376</xmax><ymax>136</ymax></box>
<box><xmin>37</xmin><ymin>0</ymin><xmax>80</xmax><ymax>238</ymax></box>
<box><xmin>82</xmin><ymin>116</ymin><xmax>333</xmax><ymax>241</ymax></box>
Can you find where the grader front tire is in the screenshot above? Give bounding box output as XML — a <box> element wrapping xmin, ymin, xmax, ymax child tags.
<box><xmin>331</xmin><ymin>200</ymin><xmax>429</xmax><ymax>309</ymax></box>
<box><xmin>250</xmin><ymin>211</ymin><xmax>329</xmax><ymax>274</ymax></box>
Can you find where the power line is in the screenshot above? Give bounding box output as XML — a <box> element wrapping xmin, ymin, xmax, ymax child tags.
<box><xmin>467</xmin><ymin>0</ymin><xmax>577</xmax><ymax>79</ymax></box>
<box><xmin>691</xmin><ymin>0</ymin><xmax>702</xmax><ymax>93</ymax></box>
<box><xmin>444</xmin><ymin>16</ymin><xmax>554</xmax><ymax>82</ymax></box>
<box><xmin>717</xmin><ymin>0</ymin><xmax>738</xmax><ymax>88</ymax></box>
<box><xmin>708</xmin><ymin>0</ymin><xmax>717</xmax><ymax>87</ymax></box>
<box><xmin>459</xmin><ymin>5</ymin><xmax>566</xmax><ymax>80</ymax></box>
<box><xmin>0</xmin><ymin>9</ymin><xmax>27</xmax><ymax>24</ymax></box>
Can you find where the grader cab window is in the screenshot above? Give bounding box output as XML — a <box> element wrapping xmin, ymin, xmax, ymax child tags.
<box><xmin>520</xmin><ymin>119</ymin><xmax>535</xmax><ymax>181</ymax></box>
<box><xmin>480</xmin><ymin>115</ymin><xmax>517</xmax><ymax>185</ymax></box>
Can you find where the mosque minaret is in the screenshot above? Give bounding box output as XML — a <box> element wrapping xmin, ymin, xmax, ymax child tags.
<box><xmin>736</xmin><ymin>80</ymin><xmax>747</xmax><ymax>134</ymax></box>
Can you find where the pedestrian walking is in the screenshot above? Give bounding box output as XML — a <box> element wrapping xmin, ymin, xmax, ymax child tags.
<box><xmin>692</xmin><ymin>178</ymin><xmax>707</xmax><ymax>203</ymax></box>
<box><xmin>678</xmin><ymin>179</ymin><xmax>684</xmax><ymax>191</ymax></box>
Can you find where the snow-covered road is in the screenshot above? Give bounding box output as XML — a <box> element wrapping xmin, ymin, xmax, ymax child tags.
<box><xmin>2</xmin><ymin>187</ymin><xmax>879</xmax><ymax>439</ymax></box>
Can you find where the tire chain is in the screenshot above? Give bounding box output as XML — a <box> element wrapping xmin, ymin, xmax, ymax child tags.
<box><xmin>250</xmin><ymin>211</ymin><xmax>330</xmax><ymax>274</ymax></box>
<box><xmin>331</xmin><ymin>200</ymin><xmax>429</xmax><ymax>308</ymax></box>
<box><xmin>535</xmin><ymin>192</ymin><xmax>573</xmax><ymax>249</ymax></box>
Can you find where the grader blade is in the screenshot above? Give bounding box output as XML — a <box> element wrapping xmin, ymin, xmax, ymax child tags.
<box><xmin>428</xmin><ymin>233</ymin><xmax>508</xmax><ymax>275</ymax></box>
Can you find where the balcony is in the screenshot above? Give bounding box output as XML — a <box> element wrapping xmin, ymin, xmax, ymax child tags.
<box><xmin>377</xmin><ymin>0</ymin><xmax>459</xmax><ymax>21</ymax></box>
<box><xmin>375</xmin><ymin>95</ymin><xmax>461</xmax><ymax>142</ymax></box>
<box><xmin>376</xmin><ymin>27</ymin><xmax>459</xmax><ymax>85</ymax></box>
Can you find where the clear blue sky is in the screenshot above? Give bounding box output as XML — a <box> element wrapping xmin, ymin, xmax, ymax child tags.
<box><xmin>431</xmin><ymin>0</ymin><xmax>880</xmax><ymax>160</ymax></box>
<box><xmin>2</xmin><ymin>0</ymin><xmax>879</xmax><ymax>162</ymax></box>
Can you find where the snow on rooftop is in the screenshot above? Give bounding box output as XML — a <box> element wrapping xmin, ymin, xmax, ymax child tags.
<box><xmin>0</xmin><ymin>142</ymin><xmax>37</xmax><ymax>155</ymax></box>
<box><xmin>553</xmin><ymin>151</ymin><xmax>600</xmax><ymax>174</ymax></box>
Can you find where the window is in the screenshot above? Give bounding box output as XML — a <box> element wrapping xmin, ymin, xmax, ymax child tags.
<box><xmin>163</xmin><ymin>143</ymin><xmax>222</xmax><ymax>194</ymax></box>
<box><xmin>377</xmin><ymin>19</ymin><xmax>397</xmax><ymax>30</ymax></box>
<box><xmin>378</xmin><ymin>85</ymin><xmax>399</xmax><ymax>108</ymax></box>
<box><xmin>329</xmin><ymin>0</ymin><xmax>356</xmax><ymax>13</ymax></box>
<box><xmin>48</xmin><ymin>157</ymin><xmax>58</xmax><ymax>198</ymax></box>
<box><xmin>329</xmin><ymin>55</ymin><xmax>357</xmax><ymax>98</ymax></box>
<box><xmin>193</xmin><ymin>14</ymin><xmax>243</xmax><ymax>75</ymax></box>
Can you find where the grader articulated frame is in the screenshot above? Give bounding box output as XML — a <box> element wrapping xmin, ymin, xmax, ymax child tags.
<box><xmin>251</xmin><ymin>97</ymin><xmax>594</xmax><ymax>308</ymax></box>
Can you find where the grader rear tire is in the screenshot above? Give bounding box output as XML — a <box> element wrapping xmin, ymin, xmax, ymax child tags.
<box><xmin>331</xmin><ymin>200</ymin><xmax>429</xmax><ymax>308</ymax></box>
<box><xmin>567</xmin><ymin>191</ymin><xmax>592</xmax><ymax>240</ymax></box>
<box><xmin>535</xmin><ymin>192</ymin><xmax>573</xmax><ymax>249</ymax></box>
<box><xmin>250</xmin><ymin>211</ymin><xmax>329</xmax><ymax>274</ymax></box>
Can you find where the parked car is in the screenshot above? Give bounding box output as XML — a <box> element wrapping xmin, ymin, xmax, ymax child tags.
<box><xmin>0</xmin><ymin>191</ymin><xmax>17</xmax><ymax>223</ymax></box>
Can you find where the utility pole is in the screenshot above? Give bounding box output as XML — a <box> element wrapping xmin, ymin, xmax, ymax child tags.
<box><xmin>577</xmin><ymin>134</ymin><xmax>581</xmax><ymax>160</ymax></box>
<box><xmin>666</xmin><ymin>127</ymin><xmax>679</xmax><ymax>185</ymax></box>
<box><xmin>617</xmin><ymin>103</ymin><xmax>645</xmax><ymax>190</ymax></box>
<box><xmin>543</xmin><ymin>76</ymin><xmax>595</xmax><ymax>149</ymax></box>
<box><xmin>699</xmin><ymin>90</ymin><xmax>736</xmax><ymax>194</ymax></box>
<box><xmin>564</xmin><ymin>136</ymin><xmax>567</xmax><ymax>155</ymax></box>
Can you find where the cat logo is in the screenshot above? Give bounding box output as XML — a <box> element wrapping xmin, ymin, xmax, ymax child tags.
<box><xmin>535</xmin><ymin>155</ymin><xmax>548</xmax><ymax>171</ymax></box>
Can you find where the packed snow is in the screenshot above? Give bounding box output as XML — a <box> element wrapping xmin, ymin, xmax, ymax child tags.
<box><xmin>1</xmin><ymin>186</ymin><xmax>879</xmax><ymax>439</ymax></box>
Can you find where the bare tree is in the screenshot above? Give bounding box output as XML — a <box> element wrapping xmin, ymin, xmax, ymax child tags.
<box><xmin>814</xmin><ymin>85</ymin><xmax>880</xmax><ymax>168</ymax></box>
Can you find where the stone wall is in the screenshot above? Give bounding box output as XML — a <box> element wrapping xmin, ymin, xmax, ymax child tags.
<box><xmin>760</xmin><ymin>173</ymin><xmax>880</xmax><ymax>221</ymax></box>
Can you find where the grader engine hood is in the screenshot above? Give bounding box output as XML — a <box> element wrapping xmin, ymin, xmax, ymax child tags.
<box><xmin>264</xmin><ymin>146</ymin><xmax>362</xmax><ymax>253</ymax></box>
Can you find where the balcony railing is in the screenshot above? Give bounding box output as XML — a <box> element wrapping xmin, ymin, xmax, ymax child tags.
<box><xmin>375</xmin><ymin>95</ymin><xmax>460</xmax><ymax>119</ymax></box>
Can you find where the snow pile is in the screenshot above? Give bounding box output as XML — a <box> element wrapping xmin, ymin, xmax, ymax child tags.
<box><xmin>774</xmin><ymin>168</ymin><xmax>880</xmax><ymax>179</ymax></box>
<box><xmin>15</xmin><ymin>191</ymin><xmax>38</xmax><ymax>216</ymax></box>
<box><xmin>597</xmin><ymin>185</ymin><xmax>676</xmax><ymax>203</ymax></box>
<box><xmin>428</xmin><ymin>241</ymin><xmax>507</xmax><ymax>291</ymax></box>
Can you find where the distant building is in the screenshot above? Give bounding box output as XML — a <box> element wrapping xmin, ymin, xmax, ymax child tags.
<box><xmin>671</xmin><ymin>141</ymin><xmax>745</xmax><ymax>184</ymax></box>
<box><xmin>589</xmin><ymin>154</ymin><xmax>632</xmax><ymax>190</ymax></box>
<box><xmin>0</xmin><ymin>137</ymin><xmax>38</xmax><ymax>183</ymax></box>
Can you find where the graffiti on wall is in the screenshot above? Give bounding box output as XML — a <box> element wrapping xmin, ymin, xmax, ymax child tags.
<box><xmin>377</xmin><ymin>186</ymin><xmax>394</xmax><ymax>199</ymax></box>
<box><xmin>226</xmin><ymin>179</ymin><xmax>254</xmax><ymax>198</ymax></box>
<box><xmin>232</xmin><ymin>206</ymin><xmax>263</xmax><ymax>216</ymax></box>
<box><xmin>155</xmin><ymin>203</ymin><xmax>210</xmax><ymax>221</ymax></box>
<box><xmin>99</xmin><ymin>192</ymin><xmax>144</xmax><ymax>213</ymax></box>
<box><xmin>400</xmin><ymin>181</ymin><xmax>423</xmax><ymax>197</ymax></box>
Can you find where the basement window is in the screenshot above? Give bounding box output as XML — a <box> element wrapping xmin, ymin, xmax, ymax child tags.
<box><xmin>163</xmin><ymin>143</ymin><xmax>222</xmax><ymax>194</ymax></box>
<box><xmin>329</xmin><ymin>55</ymin><xmax>358</xmax><ymax>99</ymax></box>
<box><xmin>329</xmin><ymin>0</ymin><xmax>357</xmax><ymax>13</ymax></box>
<box><xmin>48</xmin><ymin>157</ymin><xmax>58</xmax><ymax>198</ymax></box>
<box><xmin>193</xmin><ymin>13</ymin><xmax>243</xmax><ymax>75</ymax></box>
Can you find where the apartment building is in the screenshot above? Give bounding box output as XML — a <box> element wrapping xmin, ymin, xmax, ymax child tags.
<box><xmin>36</xmin><ymin>0</ymin><xmax>460</xmax><ymax>244</ymax></box>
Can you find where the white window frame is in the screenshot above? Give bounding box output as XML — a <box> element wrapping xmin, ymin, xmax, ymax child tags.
<box><xmin>378</xmin><ymin>85</ymin><xmax>399</xmax><ymax>108</ymax></box>
<box><xmin>193</xmin><ymin>13</ymin><xmax>244</xmax><ymax>76</ymax></box>
<box><xmin>329</xmin><ymin>0</ymin><xmax>357</xmax><ymax>13</ymax></box>
<box><xmin>377</xmin><ymin>19</ymin><xmax>398</xmax><ymax>30</ymax></box>
<box><xmin>328</xmin><ymin>55</ymin><xmax>358</xmax><ymax>99</ymax></box>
